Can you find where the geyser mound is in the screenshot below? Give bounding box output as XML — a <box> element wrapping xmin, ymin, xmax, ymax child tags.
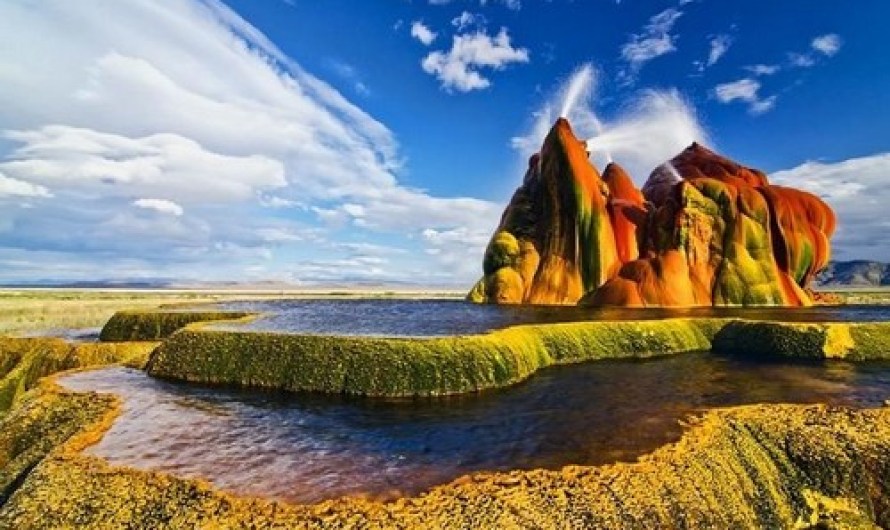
<box><xmin>468</xmin><ymin>119</ymin><xmax>836</xmax><ymax>307</ymax></box>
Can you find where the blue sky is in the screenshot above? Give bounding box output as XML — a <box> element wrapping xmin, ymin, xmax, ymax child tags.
<box><xmin>0</xmin><ymin>0</ymin><xmax>888</xmax><ymax>285</ymax></box>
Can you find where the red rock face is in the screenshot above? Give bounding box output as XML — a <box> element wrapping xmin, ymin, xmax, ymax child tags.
<box><xmin>469</xmin><ymin>120</ymin><xmax>836</xmax><ymax>307</ymax></box>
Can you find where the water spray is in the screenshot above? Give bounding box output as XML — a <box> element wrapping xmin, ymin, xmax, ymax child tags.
<box><xmin>559</xmin><ymin>64</ymin><xmax>593</xmax><ymax>119</ymax></box>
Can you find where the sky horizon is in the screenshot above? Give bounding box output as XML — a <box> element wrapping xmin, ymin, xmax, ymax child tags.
<box><xmin>1</xmin><ymin>0</ymin><xmax>888</xmax><ymax>285</ymax></box>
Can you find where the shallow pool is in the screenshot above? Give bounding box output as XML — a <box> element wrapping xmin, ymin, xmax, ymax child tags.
<box><xmin>61</xmin><ymin>353</ymin><xmax>890</xmax><ymax>504</ymax></box>
<box><xmin>216</xmin><ymin>299</ymin><xmax>890</xmax><ymax>336</ymax></box>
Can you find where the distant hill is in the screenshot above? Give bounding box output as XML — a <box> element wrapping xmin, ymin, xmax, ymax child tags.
<box><xmin>816</xmin><ymin>260</ymin><xmax>890</xmax><ymax>287</ymax></box>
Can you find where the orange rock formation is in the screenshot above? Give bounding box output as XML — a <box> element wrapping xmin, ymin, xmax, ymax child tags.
<box><xmin>468</xmin><ymin>119</ymin><xmax>835</xmax><ymax>307</ymax></box>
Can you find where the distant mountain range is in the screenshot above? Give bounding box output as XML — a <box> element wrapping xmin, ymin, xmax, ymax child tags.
<box><xmin>816</xmin><ymin>260</ymin><xmax>890</xmax><ymax>287</ymax></box>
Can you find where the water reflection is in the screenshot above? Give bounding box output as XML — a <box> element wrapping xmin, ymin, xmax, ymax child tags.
<box><xmin>61</xmin><ymin>354</ymin><xmax>890</xmax><ymax>504</ymax></box>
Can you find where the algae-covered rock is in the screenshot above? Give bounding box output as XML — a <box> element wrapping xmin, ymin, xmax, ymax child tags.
<box><xmin>470</xmin><ymin>120</ymin><xmax>836</xmax><ymax>308</ymax></box>
<box><xmin>0</xmin><ymin>381</ymin><xmax>117</xmax><ymax>505</ymax></box>
<box><xmin>147</xmin><ymin>319</ymin><xmax>717</xmax><ymax>397</ymax></box>
<box><xmin>146</xmin><ymin>317</ymin><xmax>890</xmax><ymax>398</ymax></box>
<box><xmin>0</xmin><ymin>337</ymin><xmax>157</xmax><ymax>415</ymax></box>
<box><xmin>99</xmin><ymin>310</ymin><xmax>253</xmax><ymax>341</ymax></box>
<box><xmin>713</xmin><ymin>320</ymin><xmax>890</xmax><ymax>361</ymax></box>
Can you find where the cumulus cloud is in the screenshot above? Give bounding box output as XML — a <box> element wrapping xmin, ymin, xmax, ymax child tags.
<box><xmin>712</xmin><ymin>78</ymin><xmax>776</xmax><ymax>115</ymax></box>
<box><xmin>0</xmin><ymin>172</ymin><xmax>52</xmax><ymax>198</ymax></box>
<box><xmin>771</xmin><ymin>153</ymin><xmax>890</xmax><ymax>261</ymax></box>
<box><xmin>812</xmin><ymin>33</ymin><xmax>842</xmax><ymax>56</ymax></box>
<box><xmin>421</xmin><ymin>28</ymin><xmax>529</xmax><ymax>92</ymax></box>
<box><xmin>0</xmin><ymin>0</ymin><xmax>499</xmax><ymax>284</ymax></box>
<box><xmin>619</xmin><ymin>7</ymin><xmax>683</xmax><ymax>81</ymax></box>
<box><xmin>410</xmin><ymin>21</ymin><xmax>437</xmax><ymax>46</ymax></box>
<box><xmin>784</xmin><ymin>33</ymin><xmax>841</xmax><ymax>69</ymax></box>
<box><xmin>133</xmin><ymin>199</ymin><xmax>184</xmax><ymax>216</ymax></box>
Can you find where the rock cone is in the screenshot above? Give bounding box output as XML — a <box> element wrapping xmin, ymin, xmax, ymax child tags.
<box><xmin>469</xmin><ymin>120</ymin><xmax>835</xmax><ymax>307</ymax></box>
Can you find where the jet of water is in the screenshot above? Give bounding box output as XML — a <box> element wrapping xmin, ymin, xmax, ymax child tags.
<box><xmin>556</xmin><ymin>63</ymin><xmax>614</xmax><ymax>163</ymax></box>
<box><xmin>559</xmin><ymin>64</ymin><xmax>594</xmax><ymax>119</ymax></box>
<box><xmin>514</xmin><ymin>69</ymin><xmax>708</xmax><ymax>182</ymax></box>
<box><xmin>584</xmin><ymin>90</ymin><xmax>707</xmax><ymax>181</ymax></box>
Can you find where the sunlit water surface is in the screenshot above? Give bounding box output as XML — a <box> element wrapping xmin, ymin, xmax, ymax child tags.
<box><xmin>215</xmin><ymin>299</ymin><xmax>890</xmax><ymax>336</ymax></box>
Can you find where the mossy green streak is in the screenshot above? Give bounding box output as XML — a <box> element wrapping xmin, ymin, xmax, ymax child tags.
<box><xmin>99</xmin><ymin>310</ymin><xmax>253</xmax><ymax>342</ymax></box>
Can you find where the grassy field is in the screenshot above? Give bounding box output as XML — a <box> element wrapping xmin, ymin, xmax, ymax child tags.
<box><xmin>0</xmin><ymin>290</ymin><xmax>245</xmax><ymax>335</ymax></box>
<box><xmin>817</xmin><ymin>286</ymin><xmax>890</xmax><ymax>304</ymax></box>
<box><xmin>0</xmin><ymin>286</ymin><xmax>885</xmax><ymax>337</ymax></box>
<box><xmin>0</xmin><ymin>288</ymin><xmax>464</xmax><ymax>336</ymax></box>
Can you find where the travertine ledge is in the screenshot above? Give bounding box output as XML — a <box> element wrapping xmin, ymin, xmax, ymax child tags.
<box><xmin>145</xmin><ymin>314</ymin><xmax>890</xmax><ymax>397</ymax></box>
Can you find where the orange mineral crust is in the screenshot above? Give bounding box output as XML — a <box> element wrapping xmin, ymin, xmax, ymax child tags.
<box><xmin>469</xmin><ymin>120</ymin><xmax>836</xmax><ymax>307</ymax></box>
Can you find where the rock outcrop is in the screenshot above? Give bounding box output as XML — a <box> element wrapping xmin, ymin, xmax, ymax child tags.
<box><xmin>469</xmin><ymin>119</ymin><xmax>835</xmax><ymax>307</ymax></box>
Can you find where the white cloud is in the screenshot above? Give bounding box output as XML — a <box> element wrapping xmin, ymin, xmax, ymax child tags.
<box><xmin>706</xmin><ymin>34</ymin><xmax>732</xmax><ymax>67</ymax></box>
<box><xmin>812</xmin><ymin>33</ymin><xmax>842</xmax><ymax>56</ymax></box>
<box><xmin>422</xmin><ymin>226</ymin><xmax>492</xmax><ymax>278</ymax></box>
<box><xmin>748</xmin><ymin>95</ymin><xmax>777</xmax><ymax>115</ymax></box>
<box><xmin>492</xmin><ymin>0</ymin><xmax>521</xmax><ymax>10</ymax></box>
<box><xmin>0</xmin><ymin>172</ymin><xmax>52</xmax><ymax>198</ymax></box>
<box><xmin>133</xmin><ymin>198</ymin><xmax>184</xmax><ymax>216</ymax></box>
<box><xmin>421</xmin><ymin>28</ymin><xmax>529</xmax><ymax>92</ymax></box>
<box><xmin>771</xmin><ymin>153</ymin><xmax>890</xmax><ymax>261</ymax></box>
<box><xmin>781</xmin><ymin>34</ymin><xmax>841</xmax><ymax>70</ymax></box>
<box><xmin>328</xmin><ymin>60</ymin><xmax>371</xmax><ymax>96</ymax></box>
<box><xmin>452</xmin><ymin>11</ymin><xmax>486</xmax><ymax>31</ymax></box>
<box><xmin>712</xmin><ymin>78</ymin><xmax>776</xmax><ymax>115</ymax></box>
<box><xmin>410</xmin><ymin>21</ymin><xmax>437</xmax><ymax>46</ymax></box>
<box><xmin>1</xmin><ymin>125</ymin><xmax>285</xmax><ymax>203</ymax></box>
<box><xmin>713</xmin><ymin>78</ymin><xmax>760</xmax><ymax>103</ymax></box>
<box><xmin>788</xmin><ymin>52</ymin><xmax>816</xmax><ymax>68</ymax></box>
<box><xmin>431</xmin><ymin>0</ymin><xmax>520</xmax><ymax>9</ymax></box>
<box><xmin>744</xmin><ymin>64</ymin><xmax>780</xmax><ymax>76</ymax></box>
<box><xmin>0</xmin><ymin>0</ymin><xmax>500</xmax><ymax>284</ymax></box>
<box><xmin>620</xmin><ymin>7</ymin><xmax>683</xmax><ymax>80</ymax></box>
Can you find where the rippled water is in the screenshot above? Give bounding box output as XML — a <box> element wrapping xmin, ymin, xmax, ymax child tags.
<box><xmin>61</xmin><ymin>354</ymin><xmax>890</xmax><ymax>505</ymax></box>
<box><xmin>216</xmin><ymin>299</ymin><xmax>890</xmax><ymax>336</ymax></box>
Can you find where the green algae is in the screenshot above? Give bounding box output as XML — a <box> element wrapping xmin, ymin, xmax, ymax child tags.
<box><xmin>99</xmin><ymin>310</ymin><xmax>254</xmax><ymax>342</ymax></box>
<box><xmin>713</xmin><ymin>320</ymin><xmax>890</xmax><ymax>361</ymax></box>
<box><xmin>147</xmin><ymin>319</ymin><xmax>718</xmax><ymax>397</ymax></box>
<box><xmin>0</xmin><ymin>337</ymin><xmax>157</xmax><ymax>415</ymax></box>
<box><xmin>483</xmin><ymin>231</ymin><xmax>521</xmax><ymax>275</ymax></box>
<box><xmin>145</xmin><ymin>315</ymin><xmax>890</xmax><ymax>397</ymax></box>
